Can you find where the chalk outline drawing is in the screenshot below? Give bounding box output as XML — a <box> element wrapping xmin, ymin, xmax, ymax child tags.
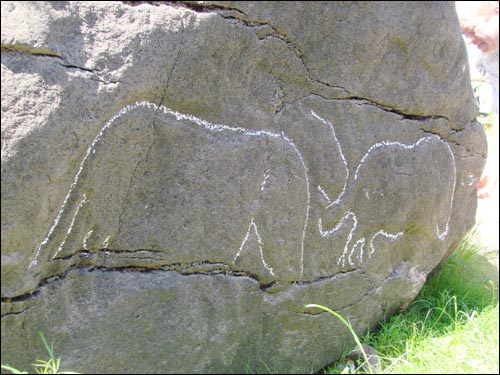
<box><xmin>29</xmin><ymin>101</ymin><xmax>311</xmax><ymax>278</ymax></box>
<box><xmin>233</xmin><ymin>218</ymin><xmax>275</xmax><ymax>276</ymax></box>
<box><xmin>28</xmin><ymin>102</ymin><xmax>457</xmax><ymax>278</ymax></box>
<box><xmin>310</xmin><ymin>111</ymin><xmax>349</xmax><ymax>207</ymax></box>
<box><xmin>354</xmin><ymin>137</ymin><xmax>456</xmax><ymax>241</ymax></box>
<box><xmin>312</xmin><ymin>111</ymin><xmax>457</xmax><ymax>267</ymax></box>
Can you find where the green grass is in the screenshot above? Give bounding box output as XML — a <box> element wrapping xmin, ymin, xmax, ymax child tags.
<box><xmin>383</xmin><ymin>303</ymin><xmax>498</xmax><ymax>374</ymax></box>
<box><xmin>1</xmin><ymin>332</ymin><xmax>80</xmax><ymax>374</ymax></box>
<box><xmin>305</xmin><ymin>304</ymin><xmax>378</xmax><ymax>374</ymax></box>
<box><xmin>3</xmin><ymin>232</ymin><xmax>497</xmax><ymax>374</ymax></box>
<box><xmin>319</xmin><ymin>230</ymin><xmax>499</xmax><ymax>374</ymax></box>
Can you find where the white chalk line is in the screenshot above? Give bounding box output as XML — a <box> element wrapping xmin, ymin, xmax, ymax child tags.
<box><xmin>318</xmin><ymin>185</ymin><xmax>331</xmax><ymax>204</ymax></box>
<box><xmin>103</xmin><ymin>235</ymin><xmax>111</xmax><ymax>249</ymax></box>
<box><xmin>233</xmin><ymin>218</ymin><xmax>275</xmax><ymax>276</ymax></box>
<box><xmin>318</xmin><ymin>210</ymin><xmax>354</xmax><ymax>238</ymax></box>
<box><xmin>369</xmin><ymin>230</ymin><xmax>404</xmax><ymax>258</ymax></box>
<box><xmin>318</xmin><ymin>210</ymin><xmax>358</xmax><ymax>267</ymax></box>
<box><xmin>318</xmin><ymin>133</ymin><xmax>456</xmax><ymax>267</ymax></box>
<box><xmin>260</xmin><ymin>170</ymin><xmax>271</xmax><ymax>192</ymax></box>
<box><xmin>52</xmin><ymin>194</ymin><xmax>88</xmax><ymax>260</ymax></box>
<box><xmin>349</xmin><ymin>238</ymin><xmax>366</xmax><ymax>265</ymax></box>
<box><xmin>320</xmin><ymin>210</ymin><xmax>404</xmax><ymax>267</ymax></box>
<box><xmin>28</xmin><ymin>103</ymin><xmax>457</xmax><ymax>275</ymax></box>
<box><xmin>353</xmin><ymin>135</ymin><xmax>456</xmax><ymax>241</ymax></box>
<box><xmin>436</xmin><ymin>141</ymin><xmax>456</xmax><ymax>240</ymax></box>
<box><xmin>82</xmin><ymin>230</ymin><xmax>93</xmax><ymax>250</ymax></box>
<box><xmin>29</xmin><ymin>101</ymin><xmax>310</xmax><ymax>279</ymax></box>
<box><xmin>310</xmin><ymin>111</ymin><xmax>349</xmax><ymax>208</ymax></box>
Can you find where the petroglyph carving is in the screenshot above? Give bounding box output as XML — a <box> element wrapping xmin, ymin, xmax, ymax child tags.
<box><xmin>312</xmin><ymin>112</ymin><xmax>457</xmax><ymax>267</ymax></box>
<box><xmin>29</xmin><ymin>101</ymin><xmax>310</xmax><ymax>281</ymax></box>
<box><xmin>29</xmin><ymin>103</ymin><xmax>456</xmax><ymax>281</ymax></box>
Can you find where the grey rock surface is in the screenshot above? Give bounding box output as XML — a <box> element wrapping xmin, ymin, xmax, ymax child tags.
<box><xmin>1</xmin><ymin>1</ymin><xmax>486</xmax><ymax>373</ymax></box>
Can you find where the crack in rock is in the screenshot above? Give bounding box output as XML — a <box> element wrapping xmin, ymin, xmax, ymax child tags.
<box><xmin>1</xmin><ymin>251</ymin><xmax>362</xmax><ymax>304</ymax></box>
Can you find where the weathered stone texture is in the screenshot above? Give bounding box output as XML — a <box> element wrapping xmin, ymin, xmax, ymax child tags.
<box><xmin>1</xmin><ymin>1</ymin><xmax>486</xmax><ymax>373</ymax></box>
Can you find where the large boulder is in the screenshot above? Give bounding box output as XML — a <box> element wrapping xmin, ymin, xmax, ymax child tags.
<box><xmin>1</xmin><ymin>1</ymin><xmax>486</xmax><ymax>373</ymax></box>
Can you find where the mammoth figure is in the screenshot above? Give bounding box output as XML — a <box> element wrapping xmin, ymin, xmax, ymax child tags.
<box><xmin>29</xmin><ymin>102</ymin><xmax>311</xmax><ymax>284</ymax></box>
<box><xmin>29</xmin><ymin>104</ymin><xmax>457</xmax><ymax>285</ymax></box>
<box><xmin>318</xmin><ymin>133</ymin><xmax>456</xmax><ymax>267</ymax></box>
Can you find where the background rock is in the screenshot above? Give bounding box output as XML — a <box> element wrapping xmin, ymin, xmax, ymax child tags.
<box><xmin>1</xmin><ymin>1</ymin><xmax>486</xmax><ymax>373</ymax></box>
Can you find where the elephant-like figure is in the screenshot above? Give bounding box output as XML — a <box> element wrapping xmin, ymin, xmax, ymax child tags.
<box><xmin>29</xmin><ymin>102</ymin><xmax>311</xmax><ymax>285</ymax></box>
<box><xmin>318</xmin><ymin>133</ymin><xmax>456</xmax><ymax>267</ymax></box>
